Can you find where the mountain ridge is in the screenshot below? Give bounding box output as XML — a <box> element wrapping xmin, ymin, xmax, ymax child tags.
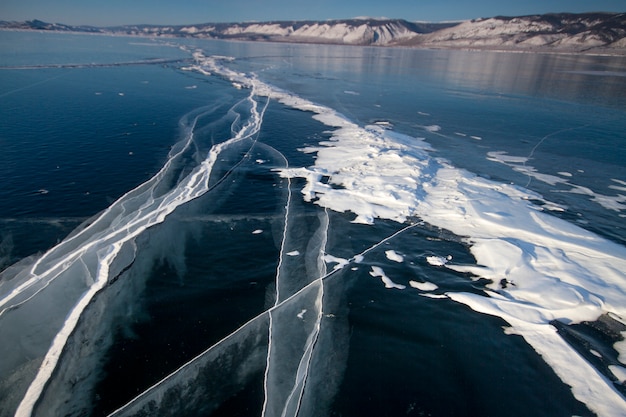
<box><xmin>2</xmin><ymin>12</ymin><xmax>625</xmax><ymax>54</ymax></box>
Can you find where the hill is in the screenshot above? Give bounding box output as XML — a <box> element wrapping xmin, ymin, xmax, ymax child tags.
<box><xmin>2</xmin><ymin>13</ymin><xmax>625</xmax><ymax>54</ymax></box>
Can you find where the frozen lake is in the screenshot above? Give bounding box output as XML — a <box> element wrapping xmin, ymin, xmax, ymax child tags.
<box><xmin>1</xmin><ymin>31</ymin><xmax>626</xmax><ymax>416</ymax></box>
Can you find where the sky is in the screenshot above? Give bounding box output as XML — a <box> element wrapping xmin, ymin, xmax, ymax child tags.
<box><xmin>2</xmin><ymin>0</ymin><xmax>625</xmax><ymax>27</ymax></box>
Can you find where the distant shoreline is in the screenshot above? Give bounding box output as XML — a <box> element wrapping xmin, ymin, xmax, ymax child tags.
<box><xmin>2</xmin><ymin>13</ymin><xmax>626</xmax><ymax>58</ymax></box>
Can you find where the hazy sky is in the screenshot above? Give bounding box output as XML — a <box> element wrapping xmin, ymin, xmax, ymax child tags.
<box><xmin>2</xmin><ymin>0</ymin><xmax>625</xmax><ymax>26</ymax></box>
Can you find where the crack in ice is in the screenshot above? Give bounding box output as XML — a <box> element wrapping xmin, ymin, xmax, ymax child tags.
<box><xmin>4</xmin><ymin>84</ymin><xmax>269</xmax><ymax>417</ymax></box>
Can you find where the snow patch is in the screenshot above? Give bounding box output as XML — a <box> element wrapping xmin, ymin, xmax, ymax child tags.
<box><xmin>409</xmin><ymin>281</ymin><xmax>438</xmax><ymax>291</ymax></box>
<box><xmin>385</xmin><ymin>250</ymin><xmax>404</xmax><ymax>262</ymax></box>
<box><xmin>426</xmin><ymin>255</ymin><xmax>451</xmax><ymax>266</ymax></box>
<box><xmin>369</xmin><ymin>266</ymin><xmax>406</xmax><ymax>289</ymax></box>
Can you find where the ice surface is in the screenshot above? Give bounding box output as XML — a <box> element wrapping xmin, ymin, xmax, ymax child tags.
<box><xmin>103</xmin><ymin>49</ymin><xmax>626</xmax><ymax>417</ymax></box>
<box><xmin>183</xmin><ymin>54</ymin><xmax>626</xmax><ymax>415</ymax></box>
<box><xmin>108</xmin><ymin>178</ymin><xmax>415</xmax><ymax>416</ymax></box>
<box><xmin>488</xmin><ymin>149</ymin><xmax>626</xmax><ymax>212</ymax></box>
<box><xmin>4</xmin><ymin>45</ymin><xmax>626</xmax><ymax>417</ymax></box>
<box><xmin>0</xmin><ymin>78</ymin><xmax>270</xmax><ymax>416</ymax></box>
<box><xmin>284</xmin><ymin>130</ymin><xmax>626</xmax><ymax>415</ymax></box>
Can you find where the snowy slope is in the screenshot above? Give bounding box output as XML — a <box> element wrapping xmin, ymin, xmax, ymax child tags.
<box><xmin>170</xmin><ymin>19</ymin><xmax>444</xmax><ymax>46</ymax></box>
<box><xmin>416</xmin><ymin>13</ymin><xmax>626</xmax><ymax>51</ymax></box>
<box><xmin>3</xmin><ymin>13</ymin><xmax>626</xmax><ymax>52</ymax></box>
<box><xmin>104</xmin><ymin>13</ymin><xmax>626</xmax><ymax>51</ymax></box>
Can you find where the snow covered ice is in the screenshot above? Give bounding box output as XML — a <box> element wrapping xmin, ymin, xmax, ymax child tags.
<box><xmin>1</xmin><ymin>32</ymin><xmax>626</xmax><ymax>417</ymax></box>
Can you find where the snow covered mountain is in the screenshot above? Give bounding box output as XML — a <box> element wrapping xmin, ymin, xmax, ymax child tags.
<box><xmin>414</xmin><ymin>13</ymin><xmax>626</xmax><ymax>52</ymax></box>
<box><xmin>0</xmin><ymin>19</ymin><xmax>101</xmax><ymax>33</ymax></box>
<box><xmin>3</xmin><ymin>13</ymin><xmax>626</xmax><ymax>53</ymax></box>
<box><xmin>116</xmin><ymin>19</ymin><xmax>454</xmax><ymax>46</ymax></box>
